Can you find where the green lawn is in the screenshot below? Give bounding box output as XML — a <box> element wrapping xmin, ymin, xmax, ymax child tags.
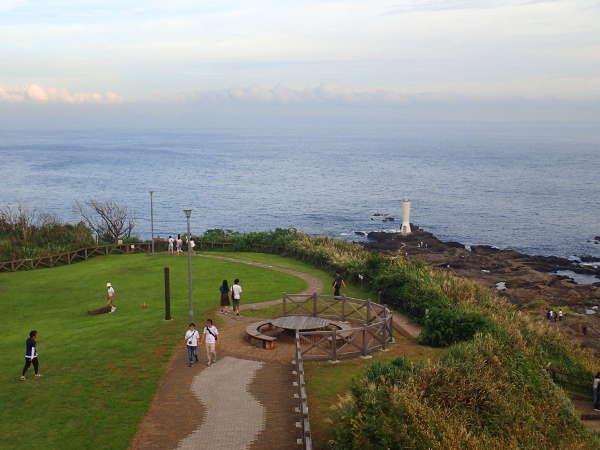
<box><xmin>200</xmin><ymin>251</ymin><xmax>375</xmax><ymax>299</ymax></box>
<box><xmin>0</xmin><ymin>253</ymin><xmax>306</xmax><ymax>450</ymax></box>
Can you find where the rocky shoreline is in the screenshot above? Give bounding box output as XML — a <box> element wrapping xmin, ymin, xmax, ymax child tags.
<box><xmin>362</xmin><ymin>226</ymin><xmax>600</xmax><ymax>354</ymax></box>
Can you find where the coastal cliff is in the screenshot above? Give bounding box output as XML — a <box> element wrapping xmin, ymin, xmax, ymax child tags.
<box><xmin>363</xmin><ymin>226</ymin><xmax>600</xmax><ymax>354</ymax></box>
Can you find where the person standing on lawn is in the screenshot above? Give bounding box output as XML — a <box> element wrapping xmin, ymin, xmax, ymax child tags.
<box><xmin>332</xmin><ymin>271</ymin><xmax>346</xmax><ymax>297</ymax></box>
<box><xmin>176</xmin><ymin>234</ymin><xmax>183</xmax><ymax>255</ymax></box>
<box><xmin>231</xmin><ymin>279</ymin><xmax>243</xmax><ymax>316</ymax></box>
<box><xmin>201</xmin><ymin>319</ymin><xmax>219</xmax><ymax>366</ymax></box>
<box><xmin>219</xmin><ymin>280</ymin><xmax>230</xmax><ymax>314</ymax></box>
<box><xmin>168</xmin><ymin>235</ymin><xmax>175</xmax><ymax>254</ymax></box>
<box><xmin>20</xmin><ymin>330</ymin><xmax>41</xmax><ymax>380</ymax></box>
<box><xmin>106</xmin><ymin>282</ymin><xmax>116</xmax><ymax>313</ymax></box>
<box><xmin>184</xmin><ymin>323</ymin><xmax>200</xmax><ymax>367</ymax></box>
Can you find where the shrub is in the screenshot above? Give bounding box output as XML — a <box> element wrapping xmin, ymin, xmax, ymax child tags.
<box><xmin>418</xmin><ymin>307</ymin><xmax>492</xmax><ymax>347</ymax></box>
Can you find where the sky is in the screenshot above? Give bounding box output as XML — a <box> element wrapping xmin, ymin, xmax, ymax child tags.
<box><xmin>1</xmin><ymin>0</ymin><xmax>599</xmax><ymax>127</ymax></box>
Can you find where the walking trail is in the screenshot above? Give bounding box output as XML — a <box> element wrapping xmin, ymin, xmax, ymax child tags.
<box><xmin>130</xmin><ymin>254</ymin><xmax>421</xmax><ymax>450</ymax></box>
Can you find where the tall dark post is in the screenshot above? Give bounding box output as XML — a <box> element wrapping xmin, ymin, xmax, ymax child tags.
<box><xmin>150</xmin><ymin>191</ymin><xmax>155</xmax><ymax>255</ymax></box>
<box><xmin>164</xmin><ymin>267</ymin><xmax>172</xmax><ymax>320</ymax></box>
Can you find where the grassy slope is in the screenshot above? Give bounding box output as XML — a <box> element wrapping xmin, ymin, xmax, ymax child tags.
<box><xmin>0</xmin><ymin>253</ymin><xmax>306</xmax><ymax>450</ymax></box>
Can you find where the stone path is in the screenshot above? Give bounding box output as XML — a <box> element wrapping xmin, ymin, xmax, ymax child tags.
<box><xmin>177</xmin><ymin>357</ymin><xmax>265</xmax><ymax>450</ymax></box>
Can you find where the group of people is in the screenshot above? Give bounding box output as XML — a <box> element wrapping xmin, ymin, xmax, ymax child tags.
<box><xmin>167</xmin><ymin>234</ymin><xmax>195</xmax><ymax>255</ymax></box>
<box><xmin>546</xmin><ymin>308</ymin><xmax>565</xmax><ymax>322</ymax></box>
<box><xmin>218</xmin><ymin>279</ymin><xmax>243</xmax><ymax>315</ymax></box>
<box><xmin>184</xmin><ymin>320</ymin><xmax>219</xmax><ymax>368</ymax></box>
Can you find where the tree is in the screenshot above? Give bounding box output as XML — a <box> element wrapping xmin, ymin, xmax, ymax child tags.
<box><xmin>74</xmin><ymin>200</ymin><xmax>135</xmax><ymax>242</ymax></box>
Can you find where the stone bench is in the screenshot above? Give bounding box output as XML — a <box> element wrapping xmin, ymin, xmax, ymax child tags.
<box><xmin>245</xmin><ymin>320</ymin><xmax>277</xmax><ymax>350</ymax></box>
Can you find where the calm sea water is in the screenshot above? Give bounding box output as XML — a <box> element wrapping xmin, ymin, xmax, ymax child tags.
<box><xmin>1</xmin><ymin>125</ymin><xmax>599</xmax><ymax>258</ymax></box>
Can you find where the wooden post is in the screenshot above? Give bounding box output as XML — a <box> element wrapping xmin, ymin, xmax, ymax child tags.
<box><xmin>362</xmin><ymin>328</ymin><xmax>368</xmax><ymax>356</ymax></box>
<box><xmin>341</xmin><ymin>298</ymin><xmax>346</xmax><ymax>321</ymax></box>
<box><xmin>366</xmin><ymin>300</ymin><xmax>372</xmax><ymax>324</ymax></box>
<box><xmin>164</xmin><ymin>267</ymin><xmax>172</xmax><ymax>320</ymax></box>
<box><xmin>84</xmin><ymin>248</ymin><xmax>88</xmax><ymax>260</ymax></box>
<box><xmin>331</xmin><ymin>329</ymin><xmax>337</xmax><ymax>361</ymax></box>
<box><xmin>283</xmin><ymin>293</ymin><xmax>287</xmax><ymax>316</ymax></box>
<box><xmin>312</xmin><ymin>293</ymin><xmax>318</xmax><ymax>317</ymax></box>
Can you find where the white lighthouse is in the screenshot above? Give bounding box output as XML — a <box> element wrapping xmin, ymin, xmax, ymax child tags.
<box><xmin>400</xmin><ymin>200</ymin><xmax>411</xmax><ymax>235</ymax></box>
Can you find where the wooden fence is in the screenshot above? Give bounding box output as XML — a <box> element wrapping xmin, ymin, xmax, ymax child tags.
<box><xmin>0</xmin><ymin>242</ymin><xmax>152</xmax><ymax>273</ymax></box>
<box><xmin>293</xmin><ymin>330</ymin><xmax>313</xmax><ymax>450</ymax></box>
<box><xmin>283</xmin><ymin>294</ymin><xmax>393</xmax><ymax>361</ymax></box>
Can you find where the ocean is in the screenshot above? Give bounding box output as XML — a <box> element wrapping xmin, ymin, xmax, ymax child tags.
<box><xmin>1</xmin><ymin>124</ymin><xmax>599</xmax><ymax>259</ymax></box>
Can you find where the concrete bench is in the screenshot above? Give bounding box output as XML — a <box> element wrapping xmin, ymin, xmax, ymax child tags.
<box><xmin>245</xmin><ymin>320</ymin><xmax>277</xmax><ymax>350</ymax></box>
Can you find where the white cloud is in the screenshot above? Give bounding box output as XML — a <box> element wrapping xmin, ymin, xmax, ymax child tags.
<box><xmin>0</xmin><ymin>84</ymin><xmax>124</xmax><ymax>104</ymax></box>
<box><xmin>384</xmin><ymin>0</ymin><xmax>559</xmax><ymax>14</ymax></box>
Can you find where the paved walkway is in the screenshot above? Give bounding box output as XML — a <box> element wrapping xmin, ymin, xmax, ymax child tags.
<box><xmin>177</xmin><ymin>357</ymin><xmax>265</xmax><ymax>450</ymax></box>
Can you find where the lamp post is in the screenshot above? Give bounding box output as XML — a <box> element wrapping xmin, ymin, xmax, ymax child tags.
<box><xmin>183</xmin><ymin>209</ymin><xmax>193</xmax><ymax>321</ymax></box>
<box><xmin>150</xmin><ymin>191</ymin><xmax>155</xmax><ymax>255</ymax></box>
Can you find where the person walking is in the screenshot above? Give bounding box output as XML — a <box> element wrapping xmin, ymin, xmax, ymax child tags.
<box><xmin>219</xmin><ymin>280</ymin><xmax>230</xmax><ymax>314</ymax></box>
<box><xmin>201</xmin><ymin>319</ymin><xmax>219</xmax><ymax>366</ymax></box>
<box><xmin>593</xmin><ymin>372</ymin><xmax>600</xmax><ymax>411</ymax></box>
<box><xmin>332</xmin><ymin>271</ymin><xmax>346</xmax><ymax>297</ymax></box>
<box><xmin>558</xmin><ymin>309</ymin><xmax>564</xmax><ymax>321</ymax></box>
<box><xmin>184</xmin><ymin>323</ymin><xmax>200</xmax><ymax>367</ymax></box>
<box><xmin>20</xmin><ymin>330</ymin><xmax>41</xmax><ymax>380</ymax></box>
<box><xmin>231</xmin><ymin>279</ymin><xmax>243</xmax><ymax>316</ymax></box>
<box><xmin>168</xmin><ymin>235</ymin><xmax>175</xmax><ymax>254</ymax></box>
<box><xmin>106</xmin><ymin>282</ymin><xmax>117</xmax><ymax>313</ymax></box>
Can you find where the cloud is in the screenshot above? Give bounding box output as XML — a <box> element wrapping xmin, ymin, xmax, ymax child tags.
<box><xmin>181</xmin><ymin>83</ymin><xmax>415</xmax><ymax>105</ymax></box>
<box><xmin>384</xmin><ymin>0</ymin><xmax>560</xmax><ymax>14</ymax></box>
<box><xmin>0</xmin><ymin>84</ymin><xmax>124</xmax><ymax>104</ymax></box>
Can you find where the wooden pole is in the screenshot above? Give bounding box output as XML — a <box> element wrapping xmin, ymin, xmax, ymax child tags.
<box><xmin>312</xmin><ymin>293</ymin><xmax>317</xmax><ymax>317</ymax></box>
<box><xmin>331</xmin><ymin>329</ymin><xmax>337</xmax><ymax>361</ymax></box>
<box><xmin>164</xmin><ymin>267</ymin><xmax>172</xmax><ymax>320</ymax></box>
<box><xmin>283</xmin><ymin>293</ymin><xmax>287</xmax><ymax>316</ymax></box>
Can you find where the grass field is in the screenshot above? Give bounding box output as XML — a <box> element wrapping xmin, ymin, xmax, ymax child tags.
<box><xmin>0</xmin><ymin>253</ymin><xmax>306</xmax><ymax>450</ymax></box>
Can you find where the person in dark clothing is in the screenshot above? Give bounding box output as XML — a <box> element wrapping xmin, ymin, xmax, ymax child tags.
<box><xmin>332</xmin><ymin>271</ymin><xmax>346</xmax><ymax>297</ymax></box>
<box><xmin>219</xmin><ymin>280</ymin><xmax>230</xmax><ymax>314</ymax></box>
<box><xmin>593</xmin><ymin>372</ymin><xmax>600</xmax><ymax>411</ymax></box>
<box><xmin>20</xmin><ymin>330</ymin><xmax>41</xmax><ymax>380</ymax></box>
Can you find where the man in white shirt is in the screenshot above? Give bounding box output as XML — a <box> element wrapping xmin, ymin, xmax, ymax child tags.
<box><xmin>168</xmin><ymin>236</ymin><xmax>175</xmax><ymax>254</ymax></box>
<box><xmin>231</xmin><ymin>279</ymin><xmax>243</xmax><ymax>316</ymax></box>
<box><xmin>106</xmin><ymin>282</ymin><xmax>116</xmax><ymax>313</ymax></box>
<box><xmin>184</xmin><ymin>323</ymin><xmax>200</xmax><ymax>367</ymax></box>
<box><xmin>200</xmin><ymin>319</ymin><xmax>219</xmax><ymax>366</ymax></box>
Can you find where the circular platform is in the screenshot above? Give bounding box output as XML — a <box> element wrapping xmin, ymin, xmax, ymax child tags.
<box><xmin>269</xmin><ymin>315</ymin><xmax>332</xmax><ymax>331</ymax></box>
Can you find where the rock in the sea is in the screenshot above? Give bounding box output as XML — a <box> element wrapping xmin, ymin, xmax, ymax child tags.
<box><xmin>580</xmin><ymin>255</ymin><xmax>600</xmax><ymax>263</ymax></box>
<box><xmin>382</xmin><ymin>217</ymin><xmax>395</xmax><ymax>222</ymax></box>
<box><xmin>594</xmin><ymin>236</ymin><xmax>600</xmax><ymax>241</ymax></box>
<box><xmin>354</xmin><ymin>231</ymin><xmax>367</xmax><ymax>237</ymax></box>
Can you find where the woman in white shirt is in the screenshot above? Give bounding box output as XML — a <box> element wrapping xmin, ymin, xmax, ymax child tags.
<box><xmin>201</xmin><ymin>319</ymin><xmax>219</xmax><ymax>366</ymax></box>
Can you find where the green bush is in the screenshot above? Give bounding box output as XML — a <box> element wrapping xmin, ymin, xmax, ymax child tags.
<box><xmin>418</xmin><ymin>307</ymin><xmax>492</xmax><ymax>347</ymax></box>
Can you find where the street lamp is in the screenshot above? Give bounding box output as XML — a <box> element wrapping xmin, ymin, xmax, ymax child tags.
<box><xmin>183</xmin><ymin>209</ymin><xmax>194</xmax><ymax>321</ymax></box>
<box><xmin>150</xmin><ymin>191</ymin><xmax>155</xmax><ymax>255</ymax></box>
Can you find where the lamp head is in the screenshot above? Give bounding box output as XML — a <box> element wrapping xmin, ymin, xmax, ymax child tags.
<box><xmin>183</xmin><ymin>209</ymin><xmax>192</xmax><ymax>218</ymax></box>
